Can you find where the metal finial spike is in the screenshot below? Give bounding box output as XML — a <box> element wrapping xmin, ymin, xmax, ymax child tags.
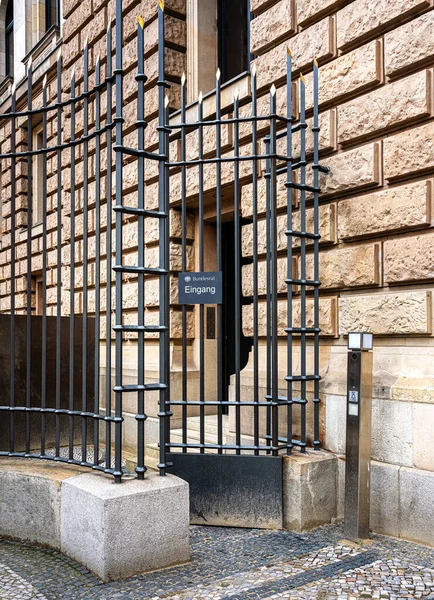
<box><xmin>313</xmin><ymin>57</ymin><xmax>319</xmax><ymax>68</ymax></box>
<box><xmin>300</xmin><ymin>72</ymin><xmax>306</xmax><ymax>84</ymax></box>
<box><xmin>96</xmin><ymin>53</ymin><xmax>101</xmax><ymax>67</ymax></box>
<box><xmin>84</xmin><ymin>36</ymin><xmax>89</xmax><ymax>50</ymax></box>
<box><xmin>251</xmin><ymin>65</ymin><xmax>257</xmax><ymax>77</ymax></box>
<box><xmin>198</xmin><ymin>91</ymin><xmax>203</xmax><ymax>104</ymax></box>
<box><xmin>164</xmin><ymin>95</ymin><xmax>169</xmax><ymax>108</ymax></box>
<box><xmin>234</xmin><ymin>88</ymin><xmax>239</xmax><ymax>101</ymax></box>
<box><xmin>158</xmin><ymin>0</ymin><xmax>164</xmax><ymax>11</ymax></box>
<box><xmin>270</xmin><ymin>83</ymin><xmax>276</xmax><ymax>96</ymax></box>
<box><xmin>216</xmin><ymin>68</ymin><xmax>221</xmax><ymax>81</ymax></box>
<box><xmin>11</xmin><ymin>82</ymin><xmax>16</xmax><ymax>95</ymax></box>
<box><xmin>181</xmin><ymin>72</ymin><xmax>186</xmax><ymax>86</ymax></box>
<box><xmin>71</xmin><ymin>67</ymin><xmax>75</xmax><ymax>82</ymax></box>
<box><xmin>287</xmin><ymin>47</ymin><xmax>293</xmax><ymax>58</ymax></box>
<box><xmin>57</xmin><ymin>47</ymin><xmax>62</xmax><ymax>62</ymax></box>
<box><xmin>28</xmin><ymin>56</ymin><xmax>32</xmax><ymax>69</ymax></box>
<box><xmin>138</xmin><ymin>15</ymin><xmax>145</xmax><ymax>28</ymax></box>
<box><xmin>43</xmin><ymin>74</ymin><xmax>48</xmax><ymax>88</ymax></box>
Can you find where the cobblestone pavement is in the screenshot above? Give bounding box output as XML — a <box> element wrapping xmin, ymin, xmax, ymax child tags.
<box><xmin>1</xmin><ymin>526</ymin><xmax>433</xmax><ymax>600</ymax></box>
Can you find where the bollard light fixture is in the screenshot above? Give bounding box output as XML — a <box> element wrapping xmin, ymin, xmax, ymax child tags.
<box><xmin>347</xmin><ymin>332</ymin><xmax>373</xmax><ymax>351</ymax></box>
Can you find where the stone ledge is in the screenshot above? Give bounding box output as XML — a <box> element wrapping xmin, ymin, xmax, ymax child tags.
<box><xmin>0</xmin><ymin>459</ymin><xmax>190</xmax><ymax>582</ymax></box>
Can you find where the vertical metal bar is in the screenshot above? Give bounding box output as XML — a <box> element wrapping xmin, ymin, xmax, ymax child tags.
<box><xmin>25</xmin><ymin>59</ymin><xmax>33</xmax><ymax>456</ymax></box>
<box><xmin>216</xmin><ymin>68</ymin><xmax>223</xmax><ymax>453</ymax></box>
<box><xmin>251</xmin><ymin>67</ymin><xmax>259</xmax><ymax>455</ymax></box>
<box><xmin>299</xmin><ymin>74</ymin><xmax>307</xmax><ymax>453</ymax></box>
<box><xmin>157</xmin><ymin>1</ymin><xmax>169</xmax><ymax>474</ymax></box>
<box><xmin>265</xmin><ymin>137</ymin><xmax>271</xmax><ymax>453</ymax></box>
<box><xmin>69</xmin><ymin>69</ymin><xmax>76</xmax><ymax>463</ymax></box>
<box><xmin>9</xmin><ymin>83</ymin><xmax>16</xmax><ymax>455</ymax></box>
<box><xmin>312</xmin><ymin>59</ymin><xmax>321</xmax><ymax>450</ymax></box>
<box><xmin>286</xmin><ymin>50</ymin><xmax>293</xmax><ymax>455</ymax></box>
<box><xmin>105</xmin><ymin>23</ymin><xmax>113</xmax><ymax>472</ymax></box>
<box><xmin>164</xmin><ymin>97</ymin><xmax>171</xmax><ymax>454</ymax></box>
<box><xmin>41</xmin><ymin>76</ymin><xmax>48</xmax><ymax>457</ymax></box>
<box><xmin>55</xmin><ymin>49</ymin><xmax>62</xmax><ymax>459</ymax></box>
<box><xmin>270</xmin><ymin>85</ymin><xmax>279</xmax><ymax>456</ymax></box>
<box><xmin>198</xmin><ymin>94</ymin><xmax>205</xmax><ymax>453</ymax></box>
<box><xmin>136</xmin><ymin>17</ymin><xmax>147</xmax><ymax>479</ymax></box>
<box><xmin>114</xmin><ymin>0</ymin><xmax>124</xmax><ymax>483</ymax></box>
<box><xmin>82</xmin><ymin>40</ymin><xmax>89</xmax><ymax>465</ymax></box>
<box><xmin>94</xmin><ymin>54</ymin><xmax>102</xmax><ymax>467</ymax></box>
<box><xmin>180</xmin><ymin>73</ymin><xmax>188</xmax><ymax>453</ymax></box>
<box><xmin>233</xmin><ymin>90</ymin><xmax>241</xmax><ymax>454</ymax></box>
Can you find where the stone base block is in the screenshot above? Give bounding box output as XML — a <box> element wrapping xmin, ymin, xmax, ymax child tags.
<box><xmin>0</xmin><ymin>459</ymin><xmax>85</xmax><ymax>549</ymax></box>
<box><xmin>61</xmin><ymin>472</ymin><xmax>190</xmax><ymax>582</ymax></box>
<box><xmin>283</xmin><ymin>450</ymin><xmax>338</xmax><ymax>532</ymax></box>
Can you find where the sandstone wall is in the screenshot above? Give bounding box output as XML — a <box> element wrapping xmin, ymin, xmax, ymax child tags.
<box><xmin>0</xmin><ymin>0</ymin><xmax>433</xmax><ymax>497</ymax></box>
<box><xmin>242</xmin><ymin>0</ymin><xmax>434</xmax><ymax>513</ymax></box>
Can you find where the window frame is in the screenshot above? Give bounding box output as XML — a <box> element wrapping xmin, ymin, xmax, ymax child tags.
<box><xmin>5</xmin><ymin>0</ymin><xmax>13</xmax><ymax>78</ymax></box>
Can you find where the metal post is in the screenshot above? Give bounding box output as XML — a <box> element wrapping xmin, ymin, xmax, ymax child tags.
<box><xmin>344</xmin><ymin>332</ymin><xmax>374</xmax><ymax>541</ymax></box>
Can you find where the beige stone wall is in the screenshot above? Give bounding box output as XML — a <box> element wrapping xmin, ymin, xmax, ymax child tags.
<box><xmin>242</xmin><ymin>0</ymin><xmax>434</xmax><ymax>477</ymax></box>
<box><xmin>0</xmin><ymin>0</ymin><xmax>434</xmax><ymax>478</ymax></box>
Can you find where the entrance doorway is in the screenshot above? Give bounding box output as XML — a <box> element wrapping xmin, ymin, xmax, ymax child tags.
<box><xmin>221</xmin><ymin>219</ymin><xmax>252</xmax><ymax>408</ymax></box>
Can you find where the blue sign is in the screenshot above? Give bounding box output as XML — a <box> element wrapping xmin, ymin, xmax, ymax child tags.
<box><xmin>178</xmin><ymin>272</ymin><xmax>223</xmax><ymax>305</ymax></box>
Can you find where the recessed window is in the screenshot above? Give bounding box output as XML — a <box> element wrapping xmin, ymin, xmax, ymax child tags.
<box><xmin>33</xmin><ymin>0</ymin><xmax>60</xmax><ymax>46</ymax></box>
<box><xmin>217</xmin><ymin>0</ymin><xmax>249</xmax><ymax>85</ymax></box>
<box><xmin>5</xmin><ymin>0</ymin><xmax>13</xmax><ymax>78</ymax></box>
<box><xmin>32</xmin><ymin>126</ymin><xmax>44</xmax><ymax>225</ymax></box>
<box><xmin>187</xmin><ymin>0</ymin><xmax>249</xmax><ymax>101</ymax></box>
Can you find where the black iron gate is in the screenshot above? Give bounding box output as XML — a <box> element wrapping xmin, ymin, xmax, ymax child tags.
<box><xmin>0</xmin><ymin>0</ymin><xmax>327</xmax><ymax>521</ymax></box>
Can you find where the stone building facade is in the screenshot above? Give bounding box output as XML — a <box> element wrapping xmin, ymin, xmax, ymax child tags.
<box><xmin>0</xmin><ymin>0</ymin><xmax>433</xmax><ymax>544</ymax></box>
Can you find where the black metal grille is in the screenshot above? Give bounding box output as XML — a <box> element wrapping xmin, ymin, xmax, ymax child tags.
<box><xmin>164</xmin><ymin>48</ymin><xmax>328</xmax><ymax>462</ymax></box>
<box><xmin>0</xmin><ymin>0</ymin><xmax>327</xmax><ymax>483</ymax></box>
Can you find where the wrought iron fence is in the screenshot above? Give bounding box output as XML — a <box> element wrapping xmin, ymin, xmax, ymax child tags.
<box><xmin>0</xmin><ymin>0</ymin><xmax>327</xmax><ymax>483</ymax></box>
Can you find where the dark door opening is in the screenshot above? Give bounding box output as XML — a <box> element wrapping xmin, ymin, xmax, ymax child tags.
<box><xmin>221</xmin><ymin>219</ymin><xmax>252</xmax><ymax>410</ymax></box>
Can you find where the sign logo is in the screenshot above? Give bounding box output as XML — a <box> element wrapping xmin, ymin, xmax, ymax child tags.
<box><xmin>184</xmin><ymin>276</ymin><xmax>191</xmax><ymax>283</ymax></box>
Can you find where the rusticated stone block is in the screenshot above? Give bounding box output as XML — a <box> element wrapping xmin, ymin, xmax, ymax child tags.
<box><xmin>291</xmin><ymin>110</ymin><xmax>337</xmax><ymax>158</ymax></box>
<box><xmin>337</xmin><ymin>0</ymin><xmax>431</xmax><ymax>50</ymax></box>
<box><xmin>338</xmin><ymin>70</ymin><xmax>433</xmax><ymax>144</ymax></box>
<box><xmin>384</xmin><ymin>121</ymin><xmax>434</xmax><ymax>181</ymax></box>
<box><xmin>239</xmin><ymin>82</ymin><xmax>298</xmax><ymax>142</ymax></box>
<box><xmin>242</xmin><ymin>296</ymin><xmax>338</xmax><ymax>337</ymax></box>
<box><xmin>242</xmin><ymin>257</ymin><xmax>294</xmax><ymax>297</ymax></box>
<box><xmin>385</xmin><ymin>12</ymin><xmax>434</xmax><ymax>78</ymax></box>
<box><xmin>250</xmin><ymin>0</ymin><xmax>295</xmax><ymax>55</ymax></box>
<box><xmin>240</xmin><ymin>173</ymin><xmax>295</xmax><ymax>219</ymax></box>
<box><xmin>338</xmin><ymin>179</ymin><xmax>432</xmax><ymax>240</ymax></box>
<box><xmin>241</xmin><ymin>203</ymin><xmax>336</xmax><ymax>257</ymax></box>
<box><xmin>145</xmin><ymin>307</ymin><xmax>194</xmax><ymax>339</ymax></box>
<box><xmin>304</xmin><ymin>40</ymin><xmax>382</xmax><ymax>110</ymax></box>
<box><xmin>309</xmin><ymin>142</ymin><xmax>382</xmax><ymax>198</ymax></box>
<box><xmin>251</xmin><ymin>0</ymin><xmax>283</xmax><ymax>16</ymax></box>
<box><xmin>144</xmin><ymin>210</ymin><xmax>195</xmax><ymax>245</ymax></box>
<box><xmin>297</xmin><ymin>0</ymin><xmax>346</xmax><ymax>27</ymax></box>
<box><xmin>144</xmin><ymin>276</ymin><xmax>179</xmax><ymax>307</ymax></box>
<box><xmin>305</xmin><ymin>243</ymin><xmax>381</xmax><ymax>289</ymax></box>
<box><xmin>251</xmin><ymin>17</ymin><xmax>335</xmax><ymax>90</ymax></box>
<box><xmin>123</xmin><ymin>13</ymin><xmax>186</xmax><ymax>56</ymax></box>
<box><xmin>384</xmin><ymin>233</ymin><xmax>434</xmax><ymax>284</ymax></box>
<box><xmin>339</xmin><ymin>291</ymin><xmax>432</xmax><ymax>335</ymax></box>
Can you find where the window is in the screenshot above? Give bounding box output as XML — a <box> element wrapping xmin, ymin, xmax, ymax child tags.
<box><xmin>33</xmin><ymin>0</ymin><xmax>60</xmax><ymax>46</ymax></box>
<box><xmin>32</xmin><ymin>126</ymin><xmax>44</xmax><ymax>225</ymax></box>
<box><xmin>5</xmin><ymin>0</ymin><xmax>13</xmax><ymax>78</ymax></box>
<box><xmin>217</xmin><ymin>0</ymin><xmax>249</xmax><ymax>85</ymax></box>
<box><xmin>187</xmin><ymin>0</ymin><xmax>249</xmax><ymax>102</ymax></box>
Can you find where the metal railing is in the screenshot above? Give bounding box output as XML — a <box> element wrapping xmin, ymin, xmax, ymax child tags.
<box><xmin>0</xmin><ymin>0</ymin><xmax>327</xmax><ymax>482</ymax></box>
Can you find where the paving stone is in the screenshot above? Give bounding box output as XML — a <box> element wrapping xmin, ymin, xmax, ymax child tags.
<box><xmin>1</xmin><ymin>525</ymin><xmax>434</xmax><ymax>599</ymax></box>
